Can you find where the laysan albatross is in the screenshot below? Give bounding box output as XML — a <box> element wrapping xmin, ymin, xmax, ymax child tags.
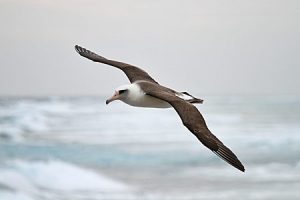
<box><xmin>75</xmin><ymin>45</ymin><xmax>245</xmax><ymax>172</ymax></box>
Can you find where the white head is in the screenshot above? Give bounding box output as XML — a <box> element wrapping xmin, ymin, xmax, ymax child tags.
<box><xmin>105</xmin><ymin>85</ymin><xmax>130</xmax><ymax>105</ymax></box>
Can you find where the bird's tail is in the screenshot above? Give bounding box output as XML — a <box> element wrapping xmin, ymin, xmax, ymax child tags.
<box><xmin>176</xmin><ymin>92</ymin><xmax>204</xmax><ymax>104</ymax></box>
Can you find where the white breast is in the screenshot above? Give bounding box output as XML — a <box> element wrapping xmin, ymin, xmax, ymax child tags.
<box><xmin>121</xmin><ymin>83</ymin><xmax>171</xmax><ymax>108</ymax></box>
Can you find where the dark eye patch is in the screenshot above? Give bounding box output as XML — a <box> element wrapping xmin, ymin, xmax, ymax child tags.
<box><xmin>119</xmin><ymin>89</ymin><xmax>128</xmax><ymax>94</ymax></box>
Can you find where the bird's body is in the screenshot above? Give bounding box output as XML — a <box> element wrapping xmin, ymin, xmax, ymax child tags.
<box><xmin>117</xmin><ymin>82</ymin><xmax>171</xmax><ymax>108</ymax></box>
<box><xmin>75</xmin><ymin>45</ymin><xmax>245</xmax><ymax>172</ymax></box>
<box><xmin>116</xmin><ymin>81</ymin><xmax>201</xmax><ymax>108</ymax></box>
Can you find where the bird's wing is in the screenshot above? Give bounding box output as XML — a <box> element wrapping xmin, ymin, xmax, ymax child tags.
<box><xmin>75</xmin><ymin>45</ymin><xmax>158</xmax><ymax>84</ymax></box>
<box><xmin>144</xmin><ymin>89</ymin><xmax>245</xmax><ymax>172</ymax></box>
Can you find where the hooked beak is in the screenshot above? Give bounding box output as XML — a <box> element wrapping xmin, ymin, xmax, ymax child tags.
<box><xmin>106</xmin><ymin>91</ymin><xmax>120</xmax><ymax>105</ymax></box>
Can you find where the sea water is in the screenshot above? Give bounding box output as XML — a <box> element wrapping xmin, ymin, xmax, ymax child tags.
<box><xmin>0</xmin><ymin>96</ymin><xmax>299</xmax><ymax>200</ymax></box>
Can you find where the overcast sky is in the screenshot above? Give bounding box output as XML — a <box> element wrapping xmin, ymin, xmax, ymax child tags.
<box><xmin>0</xmin><ymin>0</ymin><xmax>299</xmax><ymax>96</ymax></box>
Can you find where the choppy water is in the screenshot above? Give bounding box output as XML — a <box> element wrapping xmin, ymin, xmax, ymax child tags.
<box><xmin>0</xmin><ymin>96</ymin><xmax>299</xmax><ymax>200</ymax></box>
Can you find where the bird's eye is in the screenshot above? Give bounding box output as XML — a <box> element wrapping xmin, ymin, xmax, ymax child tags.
<box><xmin>119</xmin><ymin>89</ymin><xmax>127</xmax><ymax>94</ymax></box>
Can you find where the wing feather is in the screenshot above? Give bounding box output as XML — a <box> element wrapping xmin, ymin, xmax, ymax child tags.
<box><xmin>75</xmin><ymin>45</ymin><xmax>158</xmax><ymax>84</ymax></box>
<box><xmin>144</xmin><ymin>88</ymin><xmax>245</xmax><ymax>172</ymax></box>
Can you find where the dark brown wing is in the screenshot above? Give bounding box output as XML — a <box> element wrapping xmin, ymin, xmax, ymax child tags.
<box><xmin>75</xmin><ymin>45</ymin><xmax>158</xmax><ymax>84</ymax></box>
<box><xmin>144</xmin><ymin>89</ymin><xmax>245</xmax><ymax>172</ymax></box>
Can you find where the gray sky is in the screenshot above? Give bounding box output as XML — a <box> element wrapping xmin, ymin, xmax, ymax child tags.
<box><xmin>0</xmin><ymin>0</ymin><xmax>299</xmax><ymax>96</ymax></box>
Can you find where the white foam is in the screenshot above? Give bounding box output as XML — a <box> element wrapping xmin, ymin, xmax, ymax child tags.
<box><xmin>0</xmin><ymin>160</ymin><xmax>130</xmax><ymax>194</ymax></box>
<box><xmin>0</xmin><ymin>191</ymin><xmax>36</xmax><ymax>200</ymax></box>
<box><xmin>0</xmin><ymin>169</ymin><xmax>37</xmax><ymax>193</ymax></box>
<box><xmin>1</xmin><ymin>97</ymin><xmax>300</xmax><ymax>151</ymax></box>
<box><xmin>181</xmin><ymin>162</ymin><xmax>300</xmax><ymax>183</ymax></box>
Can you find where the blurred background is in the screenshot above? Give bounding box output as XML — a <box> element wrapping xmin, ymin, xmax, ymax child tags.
<box><xmin>0</xmin><ymin>0</ymin><xmax>299</xmax><ymax>199</ymax></box>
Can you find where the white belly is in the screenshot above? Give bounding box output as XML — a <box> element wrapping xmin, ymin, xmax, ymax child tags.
<box><xmin>119</xmin><ymin>83</ymin><xmax>170</xmax><ymax>108</ymax></box>
<box><xmin>124</xmin><ymin>93</ymin><xmax>171</xmax><ymax>108</ymax></box>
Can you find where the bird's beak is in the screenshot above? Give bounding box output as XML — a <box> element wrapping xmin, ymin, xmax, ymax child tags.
<box><xmin>106</xmin><ymin>91</ymin><xmax>120</xmax><ymax>105</ymax></box>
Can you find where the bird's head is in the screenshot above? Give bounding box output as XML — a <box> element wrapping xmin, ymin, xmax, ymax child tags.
<box><xmin>106</xmin><ymin>85</ymin><xmax>129</xmax><ymax>105</ymax></box>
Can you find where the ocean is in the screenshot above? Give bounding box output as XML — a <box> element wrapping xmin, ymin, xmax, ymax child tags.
<box><xmin>0</xmin><ymin>95</ymin><xmax>299</xmax><ymax>200</ymax></box>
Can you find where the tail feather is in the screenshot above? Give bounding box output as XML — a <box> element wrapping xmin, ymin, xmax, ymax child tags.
<box><xmin>178</xmin><ymin>92</ymin><xmax>204</xmax><ymax>104</ymax></box>
<box><xmin>187</xmin><ymin>98</ymin><xmax>204</xmax><ymax>104</ymax></box>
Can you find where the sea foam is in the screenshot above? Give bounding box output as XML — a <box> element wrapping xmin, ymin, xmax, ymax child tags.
<box><xmin>0</xmin><ymin>160</ymin><xmax>130</xmax><ymax>199</ymax></box>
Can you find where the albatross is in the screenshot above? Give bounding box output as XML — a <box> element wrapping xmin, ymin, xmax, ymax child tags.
<box><xmin>75</xmin><ymin>45</ymin><xmax>245</xmax><ymax>172</ymax></box>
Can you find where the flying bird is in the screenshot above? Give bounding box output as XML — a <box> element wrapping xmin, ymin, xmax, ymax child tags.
<box><xmin>75</xmin><ymin>45</ymin><xmax>245</xmax><ymax>172</ymax></box>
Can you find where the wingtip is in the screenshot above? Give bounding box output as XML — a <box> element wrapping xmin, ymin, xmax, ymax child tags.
<box><xmin>232</xmin><ymin>164</ymin><xmax>245</xmax><ymax>172</ymax></box>
<box><xmin>74</xmin><ymin>45</ymin><xmax>89</xmax><ymax>56</ymax></box>
<box><xmin>74</xmin><ymin>45</ymin><xmax>81</xmax><ymax>53</ymax></box>
<box><xmin>213</xmin><ymin>145</ymin><xmax>245</xmax><ymax>173</ymax></box>
<box><xmin>74</xmin><ymin>45</ymin><xmax>108</xmax><ymax>62</ymax></box>
<box><xmin>237</xmin><ymin>163</ymin><xmax>245</xmax><ymax>172</ymax></box>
